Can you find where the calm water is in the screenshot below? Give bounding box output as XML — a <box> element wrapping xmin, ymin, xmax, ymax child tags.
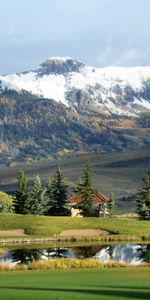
<box><xmin>0</xmin><ymin>244</ymin><xmax>150</xmax><ymax>265</ymax></box>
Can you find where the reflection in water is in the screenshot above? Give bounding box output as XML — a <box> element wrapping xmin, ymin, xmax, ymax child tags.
<box><xmin>94</xmin><ymin>244</ymin><xmax>143</xmax><ymax>265</ymax></box>
<box><xmin>106</xmin><ymin>245</ymin><xmax>114</xmax><ymax>260</ymax></box>
<box><xmin>11</xmin><ymin>248</ymin><xmax>75</xmax><ymax>264</ymax></box>
<box><xmin>71</xmin><ymin>245</ymin><xmax>103</xmax><ymax>258</ymax></box>
<box><xmin>0</xmin><ymin>244</ymin><xmax>149</xmax><ymax>265</ymax></box>
<box><xmin>137</xmin><ymin>244</ymin><xmax>150</xmax><ymax>263</ymax></box>
<box><xmin>44</xmin><ymin>248</ymin><xmax>71</xmax><ymax>259</ymax></box>
<box><xmin>11</xmin><ymin>249</ymin><xmax>43</xmax><ymax>264</ymax></box>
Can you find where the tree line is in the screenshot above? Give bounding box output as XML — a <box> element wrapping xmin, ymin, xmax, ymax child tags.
<box><xmin>0</xmin><ymin>162</ymin><xmax>150</xmax><ymax>219</ymax></box>
<box><xmin>13</xmin><ymin>161</ymin><xmax>113</xmax><ymax>217</ymax></box>
<box><xmin>14</xmin><ymin>167</ymin><xmax>70</xmax><ymax>216</ymax></box>
<box><xmin>14</xmin><ymin>165</ymin><xmax>150</xmax><ymax>219</ymax></box>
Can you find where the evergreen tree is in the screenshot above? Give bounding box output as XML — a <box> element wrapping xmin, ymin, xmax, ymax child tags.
<box><xmin>137</xmin><ymin>171</ymin><xmax>150</xmax><ymax>220</ymax></box>
<box><xmin>46</xmin><ymin>166</ymin><xmax>70</xmax><ymax>216</ymax></box>
<box><xmin>14</xmin><ymin>170</ymin><xmax>29</xmax><ymax>214</ymax></box>
<box><xmin>77</xmin><ymin>161</ymin><xmax>94</xmax><ymax>217</ymax></box>
<box><xmin>107</xmin><ymin>194</ymin><xmax>114</xmax><ymax>217</ymax></box>
<box><xmin>46</xmin><ymin>177</ymin><xmax>55</xmax><ymax>213</ymax></box>
<box><xmin>26</xmin><ymin>175</ymin><xmax>47</xmax><ymax>215</ymax></box>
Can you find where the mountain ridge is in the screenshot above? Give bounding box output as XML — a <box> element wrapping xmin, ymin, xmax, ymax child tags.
<box><xmin>0</xmin><ymin>57</ymin><xmax>150</xmax><ymax>165</ymax></box>
<box><xmin>0</xmin><ymin>57</ymin><xmax>150</xmax><ymax>116</ymax></box>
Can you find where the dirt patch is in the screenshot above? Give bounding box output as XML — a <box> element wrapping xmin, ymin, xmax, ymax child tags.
<box><xmin>0</xmin><ymin>229</ymin><xmax>26</xmax><ymax>236</ymax></box>
<box><xmin>59</xmin><ymin>229</ymin><xmax>109</xmax><ymax>237</ymax></box>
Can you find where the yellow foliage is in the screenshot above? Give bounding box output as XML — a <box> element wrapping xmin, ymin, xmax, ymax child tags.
<box><xmin>28</xmin><ymin>258</ymin><xmax>109</xmax><ymax>270</ymax></box>
<box><xmin>0</xmin><ymin>248</ymin><xmax>8</xmax><ymax>256</ymax></box>
<box><xmin>0</xmin><ymin>263</ymin><xmax>11</xmax><ymax>271</ymax></box>
<box><xmin>0</xmin><ymin>191</ymin><xmax>13</xmax><ymax>212</ymax></box>
<box><xmin>14</xmin><ymin>264</ymin><xmax>28</xmax><ymax>271</ymax></box>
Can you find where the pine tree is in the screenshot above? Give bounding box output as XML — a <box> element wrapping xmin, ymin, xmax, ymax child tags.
<box><xmin>26</xmin><ymin>175</ymin><xmax>47</xmax><ymax>215</ymax></box>
<box><xmin>77</xmin><ymin>161</ymin><xmax>94</xmax><ymax>217</ymax></box>
<box><xmin>14</xmin><ymin>170</ymin><xmax>29</xmax><ymax>214</ymax></box>
<box><xmin>137</xmin><ymin>171</ymin><xmax>150</xmax><ymax>220</ymax></box>
<box><xmin>46</xmin><ymin>167</ymin><xmax>70</xmax><ymax>216</ymax></box>
<box><xmin>107</xmin><ymin>194</ymin><xmax>114</xmax><ymax>217</ymax></box>
<box><xmin>46</xmin><ymin>176</ymin><xmax>59</xmax><ymax>215</ymax></box>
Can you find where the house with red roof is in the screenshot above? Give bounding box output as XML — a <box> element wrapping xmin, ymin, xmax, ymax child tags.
<box><xmin>68</xmin><ymin>191</ymin><xmax>109</xmax><ymax>217</ymax></box>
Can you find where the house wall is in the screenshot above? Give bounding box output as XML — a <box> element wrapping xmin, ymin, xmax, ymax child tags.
<box><xmin>71</xmin><ymin>208</ymin><xmax>82</xmax><ymax>217</ymax></box>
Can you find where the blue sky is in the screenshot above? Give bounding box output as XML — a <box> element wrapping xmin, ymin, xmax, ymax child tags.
<box><xmin>0</xmin><ymin>0</ymin><xmax>150</xmax><ymax>73</ymax></box>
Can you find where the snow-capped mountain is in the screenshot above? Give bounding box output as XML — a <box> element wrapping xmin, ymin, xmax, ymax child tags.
<box><xmin>1</xmin><ymin>57</ymin><xmax>150</xmax><ymax>164</ymax></box>
<box><xmin>1</xmin><ymin>57</ymin><xmax>150</xmax><ymax>116</ymax></box>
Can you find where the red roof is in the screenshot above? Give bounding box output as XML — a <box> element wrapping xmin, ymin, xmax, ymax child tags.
<box><xmin>68</xmin><ymin>191</ymin><xmax>108</xmax><ymax>205</ymax></box>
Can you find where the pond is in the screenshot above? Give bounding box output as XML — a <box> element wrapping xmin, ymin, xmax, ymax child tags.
<box><xmin>0</xmin><ymin>244</ymin><xmax>150</xmax><ymax>265</ymax></box>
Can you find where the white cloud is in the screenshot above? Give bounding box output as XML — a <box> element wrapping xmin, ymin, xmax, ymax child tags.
<box><xmin>95</xmin><ymin>45</ymin><xmax>140</xmax><ymax>67</ymax></box>
<box><xmin>114</xmin><ymin>48</ymin><xmax>138</xmax><ymax>65</ymax></box>
<box><xmin>95</xmin><ymin>44</ymin><xmax>117</xmax><ymax>66</ymax></box>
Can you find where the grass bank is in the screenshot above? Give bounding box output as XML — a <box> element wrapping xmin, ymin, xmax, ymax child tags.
<box><xmin>0</xmin><ymin>268</ymin><xmax>150</xmax><ymax>300</ymax></box>
<box><xmin>0</xmin><ymin>214</ymin><xmax>150</xmax><ymax>245</ymax></box>
<box><xmin>0</xmin><ymin>213</ymin><xmax>150</xmax><ymax>236</ymax></box>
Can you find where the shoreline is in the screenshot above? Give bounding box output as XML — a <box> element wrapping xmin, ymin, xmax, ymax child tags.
<box><xmin>0</xmin><ymin>233</ymin><xmax>150</xmax><ymax>246</ymax></box>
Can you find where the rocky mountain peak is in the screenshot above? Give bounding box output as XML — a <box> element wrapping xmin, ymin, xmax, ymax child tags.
<box><xmin>36</xmin><ymin>56</ymin><xmax>84</xmax><ymax>75</ymax></box>
<box><xmin>0</xmin><ymin>56</ymin><xmax>150</xmax><ymax>116</ymax></box>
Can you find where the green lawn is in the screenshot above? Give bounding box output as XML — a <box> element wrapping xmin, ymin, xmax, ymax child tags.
<box><xmin>0</xmin><ymin>214</ymin><xmax>150</xmax><ymax>237</ymax></box>
<box><xmin>0</xmin><ymin>268</ymin><xmax>149</xmax><ymax>300</ymax></box>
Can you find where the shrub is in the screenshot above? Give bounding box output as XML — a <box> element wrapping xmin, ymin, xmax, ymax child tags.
<box><xmin>0</xmin><ymin>262</ymin><xmax>11</xmax><ymax>271</ymax></box>
<box><xmin>14</xmin><ymin>264</ymin><xmax>28</xmax><ymax>271</ymax></box>
<box><xmin>0</xmin><ymin>248</ymin><xmax>8</xmax><ymax>256</ymax></box>
<box><xmin>0</xmin><ymin>192</ymin><xmax>14</xmax><ymax>213</ymax></box>
<box><xmin>104</xmin><ymin>260</ymin><xmax>128</xmax><ymax>268</ymax></box>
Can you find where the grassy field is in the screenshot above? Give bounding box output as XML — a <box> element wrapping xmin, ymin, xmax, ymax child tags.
<box><xmin>0</xmin><ymin>268</ymin><xmax>149</xmax><ymax>300</ymax></box>
<box><xmin>0</xmin><ymin>214</ymin><xmax>150</xmax><ymax>238</ymax></box>
<box><xmin>0</xmin><ymin>148</ymin><xmax>150</xmax><ymax>212</ymax></box>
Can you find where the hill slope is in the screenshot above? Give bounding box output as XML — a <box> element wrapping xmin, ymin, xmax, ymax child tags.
<box><xmin>0</xmin><ymin>57</ymin><xmax>150</xmax><ymax>164</ymax></box>
<box><xmin>0</xmin><ymin>93</ymin><xmax>150</xmax><ymax>164</ymax></box>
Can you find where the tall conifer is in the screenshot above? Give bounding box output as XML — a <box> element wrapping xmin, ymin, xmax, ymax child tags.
<box><xmin>26</xmin><ymin>175</ymin><xmax>47</xmax><ymax>215</ymax></box>
<box><xmin>107</xmin><ymin>194</ymin><xmax>114</xmax><ymax>217</ymax></box>
<box><xmin>77</xmin><ymin>161</ymin><xmax>94</xmax><ymax>217</ymax></box>
<box><xmin>14</xmin><ymin>170</ymin><xmax>29</xmax><ymax>214</ymax></box>
<box><xmin>137</xmin><ymin>171</ymin><xmax>150</xmax><ymax>220</ymax></box>
<box><xmin>46</xmin><ymin>167</ymin><xmax>70</xmax><ymax>216</ymax></box>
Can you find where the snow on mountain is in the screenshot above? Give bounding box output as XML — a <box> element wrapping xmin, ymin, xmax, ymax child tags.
<box><xmin>1</xmin><ymin>57</ymin><xmax>150</xmax><ymax>116</ymax></box>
